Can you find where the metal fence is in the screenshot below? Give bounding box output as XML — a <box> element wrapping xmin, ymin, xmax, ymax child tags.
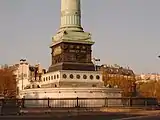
<box><xmin>0</xmin><ymin>97</ymin><xmax>158</xmax><ymax>108</ymax></box>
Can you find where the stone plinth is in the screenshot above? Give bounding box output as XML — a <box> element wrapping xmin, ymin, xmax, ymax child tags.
<box><xmin>19</xmin><ymin>88</ymin><xmax>123</xmax><ymax>107</ymax></box>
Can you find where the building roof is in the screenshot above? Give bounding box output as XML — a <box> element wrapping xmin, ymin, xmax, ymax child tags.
<box><xmin>99</xmin><ymin>65</ymin><xmax>135</xmax><ymax>76</ymax></box>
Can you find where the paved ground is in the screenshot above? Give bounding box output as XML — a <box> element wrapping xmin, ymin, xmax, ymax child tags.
<box><xmin>114</xmin><ymin>115</ymin><xmax>160</xmax><ymax>120</ymax></box>
<box><xmin>0</xmin><ymin>108</ymin><xmax>160</xmax><ymax>120</ymax></box>
<box><xmin>0</xmin><ymin>114</ymin><xmax>160</xmax><ymax>120</ymax></box>
<box><xmin>0</xmin><ymin>111</ymin><xmax>160</xmax><ymax>120</ymax></box>
<box><xmin>0</xmin><ymin>114</ymin><xmax>141</xmax><ymax>120</ymax></box>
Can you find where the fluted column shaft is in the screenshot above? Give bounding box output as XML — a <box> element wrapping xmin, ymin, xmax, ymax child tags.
<box><xmin>60</xmin><ymin>0</ymin><xmax>82</xmax><ymax>29</ymax></box>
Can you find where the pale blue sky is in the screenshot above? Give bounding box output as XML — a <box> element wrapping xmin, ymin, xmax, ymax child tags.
<box><xmin>0</xmin><ymin>0</ymin><xmax>160</xmax><ymax>74</ymax></box>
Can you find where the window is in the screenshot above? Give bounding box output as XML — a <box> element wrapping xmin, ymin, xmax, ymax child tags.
<box><xmin>63</xmin><ymin>74</ymin><xmax>67</xmax><ymax>79</ymax></box>
<box><xmin>76</xmin><ymin>74</ymin><xmax>80</xmax><ymax>79</ymax></box>
<box><xmin>90</xmin><ymin>75</ymin><xmax>93</xmax><ymax>80</ymax></box>
<box><xmin>46</xmin><ymin>77</ymin><xmax>48</xmax><ymax>81</ymax></box>
<box><xmin>16</xmin><ymin>87</ymin><xmax>19</xmax><ymax>95</ymax></box>
<box><xmin>43</xmin><ymin>78</ymin><xmax>45</xmax><ymax>81</ymax></box>
<box><xmin>96</xmin><ymin>75</ymin><xmax>100</xmax><ymax>80</ymax></box>
<box><xmin>83</xmin><ymin>75</ymin><xmax>87</xmax><ymax>79</ymax></box>
<box><xmin>51</xmin><ymin>76</ymin><xmax>53</xmax><ymax>80</ymax></box>
<box><xmin>49</xmin><ymin>76</ymin><xmax>50</xmax><ymax>80</ymax></box>
<box><xmin>70</xmin><ymin>74</ymin><xmax>74</xmax><ymax>79</ymax></box>
<box><xmin>57</xmin><ymin>74</ymin><xmax>59</xmax><ymax>79</ymax></box>
<box><xmin>54</xmin><ymin>75</ymin><xmax>56</xmax><ymax>79</ymax></box>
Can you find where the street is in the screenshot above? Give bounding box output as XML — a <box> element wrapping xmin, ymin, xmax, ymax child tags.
<box><xmin>114</xmin><ymin>115</ymin><xmax>160</xmax><ymax>120</ymax></box>
<box><xmin>0</xmin><ymin>113</ymin><xmax>159</xmax><ymax>120</ymax></box>
<box><xmin>0</xmin><ymin>109</ymin><xmax>160</xmax><ymax>120</ymax></box>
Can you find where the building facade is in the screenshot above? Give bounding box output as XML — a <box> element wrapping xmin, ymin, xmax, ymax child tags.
<box><xmin>99</xmin><ymin>64</ymin><xmax>135</xmax><ymax>81</ymax></box>
<box><xmin>13</xmin><ymin>59</ymin><xmax>46</xmax><ymax>95</ymax></box>
<box><xmin>136</xmin><ymin>73</ymin><xmax>160</xmax><ymax>83</ymax></box>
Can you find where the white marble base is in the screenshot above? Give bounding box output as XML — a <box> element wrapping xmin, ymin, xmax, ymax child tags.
<box><xmin>19</xmin><ymin>87</ymin><xmax>122</xmax><ymax>107</ymax></box>
<box><xmin>40</xmin><ymin>70</ymin><xmax>104</xmax><ymax>88</ymax></box>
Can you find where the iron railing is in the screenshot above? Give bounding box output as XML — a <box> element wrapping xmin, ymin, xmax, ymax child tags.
<box><xmin>0</xmin><ymin>97</ymin><xmax>158</xmax><ymax>108</ymax></box>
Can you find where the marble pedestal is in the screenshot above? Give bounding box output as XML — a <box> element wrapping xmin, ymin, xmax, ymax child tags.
<box><xmin>19</xmin><ymin>87</ymin><xmax>122</xmax><ymax>107</ymax></box>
